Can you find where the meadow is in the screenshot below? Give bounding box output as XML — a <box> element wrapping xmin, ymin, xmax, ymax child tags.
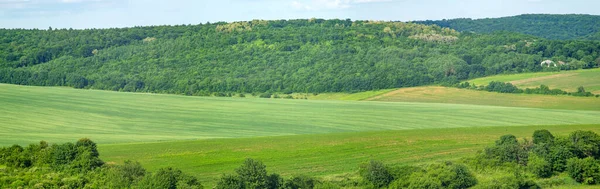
<box><xmin>1</xmin><ymin>84</ymin><xmax>600</xmax><ymax>146</ymax></box>
<box><xmin>98</xmin><ymin>124</ymin><xmax>600</xmax><ymax>187</ymax></box>
<box><xmin>365</xmin><ymin>86</ymin><xmax>600</xmax><ymax>111</ymax></box>
<box><xmin>469</xmin><ymin>68</ymin><xmax>600</xmax><ymax>94</ymax></box>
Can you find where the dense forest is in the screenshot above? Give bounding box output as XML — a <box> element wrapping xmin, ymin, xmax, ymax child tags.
<box><xmin>414</xmin><ymin>14</ymin><xmax>600</xmax><ymax>40</ymax></box>
<box><xmin>2</xmin><ymin>130</ymin><xmax>600</xmax><ymax>188</ymax></box>
<box><xmin>1</xmin><ymin>18</ymin><xmax>600</xmax><ymax>95</ymax></box>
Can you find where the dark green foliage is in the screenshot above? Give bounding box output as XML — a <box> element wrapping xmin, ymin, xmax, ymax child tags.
<box><xmin>135</xmin><ymin>167</ymin><xmax>202</xmax><ymax>189</ymax></box>
<box><xmin>1</xmin><ymin>18</ymin><xmax>599</xmax><ymax>95</ymax></box>
<box><xmin>533</xmin><ymin>130</ymin><xmax>555</xmax><ymax>145</ymax></box>
<box><xmin>358</xmin><ymin>160</ymin><xmax>393</xmax><ymax>188</ymax></box>
<box><xmin>527</xmin><ymin>153</ymin><xmax>552</xmax><ymax>178</ymax></box>
<box><xmin>547</xmin><ymin>144</ymin><xmax>575</xmax><ymax>172</ymax></box>
<box><xmin>568</xmin><ymin>130</ymin><xmax>600</xmax><ymax>158</ymax></box>
<box><xmin>524</xmin><ymin>85</ymin><xmax>569</xmax><ymax>95</ymax></box>
<box><xmin>402</xmin><ymin>162</ymin><xmax>477</xmax><ymax>189</ymax></box>
<box><xmin>259</xmin><ymin>93</ymin><xmax>272</xmax><ymax>98</ymax></box>
<box><xmin>0</xmin><ymin>139</ymin><xmax>201</xmax><ymax>188</ymax></box>
<box><xmin>485</xmin><ymin>135</ymin><xmax>530</xmax><ymax>165</ymax></box>
<box><xmin>485</xmin><ymin>81</ymin><xmax>521</xmax><ymax>93</ymax></box>
<box><xmin>266</xmin><ymin>173</ymin><xmax>284</xmax><ymax>189</ymax></box>
<box><xmin>236</xmin><ymin>158</ymin><xmax>269</xmax><ymax>189</ymax></box>
<box><xmin>283</xmin><ymin>175</ymin><xmax>317</xmax><ymax>189</ymax></box>
<box><xmin>566</xmin><ymin>157</ymin><xmax>600</xmax><ymax>184</ymax></box>
<box><xmin>216</xmin><ymin>174</ymin><xmax>244</xmax><ymax>189</ymax></box>
<box><xmin>572</xmin><ymin>86</ymin><xmax>595</xmax><ymax>97</ymax></box>
<box><xmin>414</xmin><ymin>14</ymin><xmax>600</xmax><ymax>40</ymax></box>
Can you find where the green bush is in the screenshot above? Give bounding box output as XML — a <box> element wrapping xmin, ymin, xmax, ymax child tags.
<box><xmin>528</xmin><ymin>153</ymin><xmax>552</xmax><ymax>178</ymax></box>
<box><xmin>359</xmin><ymin>160</ymin><xmax>393</xmax><ymax>188</ymax></box>
<box><xmin>283</xmin><ymin>175</ymin><xmax>317</xmax><ymax>189</ymax></box>
<box><xmin>568</xmin><ymin>130</ymin><xmax>600</xmax><ymax>158</ymax></box>
<box><xmin>566</xmin><ymin>157</ymin><xmax>600</xmax><ymax>184</ymax></box>
<box><xmin>532</xmin><ymin>130</ymin><xmax>555</xmax><ymax>145</ymax></box>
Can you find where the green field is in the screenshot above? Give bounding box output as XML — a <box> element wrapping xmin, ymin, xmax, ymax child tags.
<box><xmin>365</xmin><ymin>86</ymin><xmax>600</xmax><ymax>111</ymax></box>
<box><xmin>2</xmin><ymin>84</ymin><xmax>600</xmax><ymax>146</ymax></box>
<box><xmin>99</xmin><ymin>124</ymin><xmax>600</xmax><ymax>187</ymax></box>
<box><xmin>469</xmin><ymin>68</ymin><xmax>600</xmax><ymax>94</ymax></box>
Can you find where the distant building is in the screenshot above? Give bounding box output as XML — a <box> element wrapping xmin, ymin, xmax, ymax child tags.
<box><xmin>541</xmin><ymin>60</ymin><xmax>556</xmax><ymax>67</ymax></box>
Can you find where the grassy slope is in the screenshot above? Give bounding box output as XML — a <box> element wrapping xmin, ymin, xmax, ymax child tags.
<box><xmin>469</xmin><ymin>68</ymin><xmax>600</xmax><ymax>94</ymax></box>
<box><xmin>99</xmin><ymin>124</ymin><xmax>600</xmax><ymax>187</ymax></box>
<box><xmin>365</xmin><ymin>86</ymin><xmax>600</xmax><ymax>111</ymax></box>
<box><xmin>2</xmin><ymin>84</ymin><xmax>600</xmax><ymax>146</ymax></box>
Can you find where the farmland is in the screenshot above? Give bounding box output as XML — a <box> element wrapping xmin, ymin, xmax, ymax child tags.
<box><xmin>2</xmin><ymin>84</ymin><xmax>600</xmax><ymax>146</ymax></box>
<box><xmin>469</xmin><ymin>68</ymin><xmax>600</xmax><ymax>94</ymax></box>
<box><xmin>99</xmin><ymin>124</ymin><xmax>600</xmax><ymax>186</ymax></box>
<box><xmin>365</xmin><ymin>86</ymin><xmax>600</xmax><ymax>111</ymax></box>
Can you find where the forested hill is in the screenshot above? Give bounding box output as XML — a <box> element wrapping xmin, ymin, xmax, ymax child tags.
<box><xmin>1</xmin><ymin>19</ymin><xmax>600</xmax><ymax>95</ymax></box>
<box><xmin>414</xmin><ymin>14</ymin><xmax>600</xmax><ymax>40</ymax></box>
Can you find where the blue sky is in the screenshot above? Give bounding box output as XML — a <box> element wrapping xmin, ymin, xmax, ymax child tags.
<box><xmin>0</xmin><ymin>0</ymin><xmax>598</xmax><ymax>29</ymax></box>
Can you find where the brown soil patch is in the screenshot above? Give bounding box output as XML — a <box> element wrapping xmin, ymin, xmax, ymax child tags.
<box><xmin>510</xmin><ymin>73</ymin><xmax>578</xmax><ymax>85</ymax></box>
<box><xmin>364</xmin><ymin>86</ymin><xmax>445</xmax><ymax>101</ymax></box>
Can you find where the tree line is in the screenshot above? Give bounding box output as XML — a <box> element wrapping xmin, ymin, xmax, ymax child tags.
<box><xmin>414</xmin><ymin>14</ymin><xmax>600</xmax><ymax>40</ymax></box>
<box><xmin>453</xmin><ymin>81</ymin><xmax>598</xmax><ymax>97</ymax></box>
<box><xmin>2</xmin><ymin>130</ymin><xmax>600</xmax><ymax>188</ymax></box>
<box><xmin>1</xmin><ymin>19</ymin><xmax>600</xmax><ymax>95</ymax></box>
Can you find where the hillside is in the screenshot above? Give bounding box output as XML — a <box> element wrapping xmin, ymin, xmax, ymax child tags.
<box><xmin>365</xmin><ymin>86</ymin><xmax>600</xmax><ymax>111</ymax></box>
<box><xmin>99</xmin><ymin>124</ymin><xmax>600</xmax><ymax>186</ymax></box>
<box><xmin>414</xmin><ymin>14</ymin><xmax>600</xmax><ymax>40</ymax></box>
<box><xmin>469</xmin><ymin>68</ymin><xmax>600</xmax><ymax>94</ymax></box>
<box><xmin>1</xmin><ymin>84</ymin><xmax>600</xmax><ymax>146</ymax></box>
<box><xmin>1</xmin><ymin>19</ymin><xmax>599</xmax><ymax>95</ymax></box>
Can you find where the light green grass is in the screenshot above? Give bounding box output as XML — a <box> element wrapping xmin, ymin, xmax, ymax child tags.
<box><xmin>366</xmin><ymin>86</ymin><xmax>600</xmax><ymax>111</ymax></box>
<box><xmin>1</xmin><ymin>84</ymin><xmax>600</xmax><ymax>146</ymax></box>
<box><xmin>469</xmin><ymin>68</ymin><xmax>600</xmax><ymax>94</ymax></box>
<box><xmin>99</xmin><ymin>124</ymin><xmax>600</xmax><ymax>187</ymax></box>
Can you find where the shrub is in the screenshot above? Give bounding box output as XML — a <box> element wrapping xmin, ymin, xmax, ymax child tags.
<box><xmin>358</xmin><ymin>160</ymin><xmax>393</xmax><ymax>188</ymax></box>
<box><xmin>568</xmin><ymin>130</ymin><xmax>600</xmax><ymax>158</ymax></box>
<box><xmin>528</xmin><ymin>153</ymin><xmax>552</xmax><ymax>178</ymax></box>
<box><xmin>216</xmin><ymin>174</ymin><xmax>243</xmax><ymax>189</ymax></box>
<box><xmin>566</xmin><ymin>157</ymin><xmax>600</xmax><ymax>184</ymax></box>
<box><xmin>485</xmin><ymin>135</ymin><xmax>529</xmax><ymax>165</ymax></box>
<box><xmin>533</xmin><ymin>130</ymin><xmax>554</xmax><ymax>145</ymax></box>
<box><xmin>283</xmin><ymin>175</ymin><xmax>317</xmax><ymax>189</ymax></box>
<box><xmin>259</xmin><ymin>93</ymin><xmax>272</xmax><ymax>98</ymax></box>
<box><xmin>236</xmin><ymin>158</ymin><xmax>268</xmax><ymax>189</ymax></box>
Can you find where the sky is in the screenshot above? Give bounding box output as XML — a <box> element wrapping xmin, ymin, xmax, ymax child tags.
<box><xmin>0</xmin><ymin>0</ymin><xmax>599</xmax><ymax>29</ymax></box>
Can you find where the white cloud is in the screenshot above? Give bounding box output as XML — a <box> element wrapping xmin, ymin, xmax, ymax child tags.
<box><xmin>291</xmin><ymin>0</ymin><xmax>392</xmax><ymax>11</ymax></box>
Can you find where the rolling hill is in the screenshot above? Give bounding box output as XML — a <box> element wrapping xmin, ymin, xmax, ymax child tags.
<box><xmin>1</xmin><ymin>18</ymin><xmax>599</xmax><ymax>96</ymax></box>
<box><xmin>469</xmin><ymin>68</ymin><xmax>600</xmax><ymax>94</ymax></box>
<box><xmin>414</xmin><ymin>14</ymin><xmax>600</xmax><ymax>40</ymax></box>
<box><xmin>1</xmin><ymin>83</ymin><xmax>600</xmax><ymax>146</ymax></box>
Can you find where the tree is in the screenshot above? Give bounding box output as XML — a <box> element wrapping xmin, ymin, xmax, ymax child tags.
<box><xmin>528</xmin><ymin>153</ymin><xmax>552</xmax><ymax>178</ymax></box>
<box><xmin>359</xmin><ymin>160</ymin><xmax>393</xmax><ymax>188</ymax></box>
<box><xmin>569</xmin><ymin>130</ymin><xmax>600</xmax><ymax>158</ymax></box>
<box><xmin>566</xmin><ymin>157</ymin><xmax>600</xmax><ymax>184</ymax></box>
<box><xmin>533</xmin><ymin>129</ymin><xmax>555</xmax><ymax>145</ymax></box>
<box><xmin>236</xmin><ymin>158</ymin><xmax>268</xmax><ymax>189</ymax></box>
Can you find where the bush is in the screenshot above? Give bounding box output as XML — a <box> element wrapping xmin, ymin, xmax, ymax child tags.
<box><xmin>485</xmin><ymin>135</ymin><xmax>529</xmax><ymax>165</ymax></box>
<box><xmin>259</xmin><ymin>93</ymin><xmax>272</xmax><ymax>98</ymax></box>
<box><xmin>358</xmin><ymin>160</ymin><xmax>393</xmax><ymax>188</ymax></box>
<box><xmin>283</xmin><ymin>175</ymin><xmax>317</xmax><ymax>189</ymax></box>
<box><xmin>216</xmin><ymin>174</ymin><xmax>243</xmax><ymax>189</ymax></box>
<box><xmin>528</xmin><ymin>153</ymin><xmax>552</xmax><ymax>178</ymax></box>
<box><xmin>566</xmin><ymin>157</ymin><xmax>600</xmax><ymax>184</ymax></box>
<box><xmin>568</xmin><ymin>130</ymin><xmax>600</xmax><ymax>158</ymax></box>
<box><xmin>533</xmin><ymin>130</ymin><xmax>555</xmax><ymax>145</ymax></box>
<box><xmin>236</xmin><ymin>158</ymin><xmax>268</xmax><ymax>189</ymax></box>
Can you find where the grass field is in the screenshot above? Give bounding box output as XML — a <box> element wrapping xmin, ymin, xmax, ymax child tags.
<box><xmin>366</xmin><ymin>86</ymin><xmax>600</xmax><ymax>111</ymax></box>
<box><xmin>469</xmin><ymin>68</ymin><xmax>600</xmax><ymax>94</ymax></box>
<box><xmin>99</xmin><ymin>124</ymin><xmax>600</xmax><ymax>187</ymax></box>
<box><xmin>1</xmin><ymin>84</ymin><xmax>600</xmax><ymax>146</ymax></box>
